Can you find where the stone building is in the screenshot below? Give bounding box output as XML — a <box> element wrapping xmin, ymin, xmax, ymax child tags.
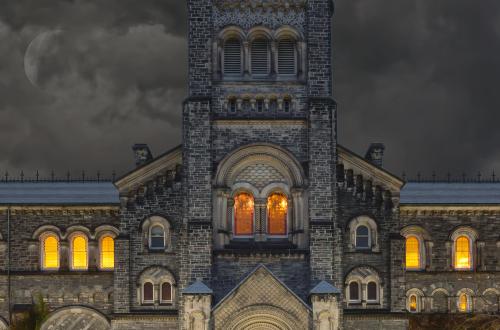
<box><xmin>0</xmin><ymin>1</ymin><xmax>499</xmax><ymax>329</ymax></box>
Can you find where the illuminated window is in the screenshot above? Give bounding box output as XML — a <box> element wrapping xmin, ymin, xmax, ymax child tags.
<box><xmin>234</xmin><ymin>192</ymin><xmax>254</xmax><ymax>236</ymax></box>
<box><xmin>143</xmin><ymin>282</ymin><xmax>154</xmax><ymax>304</ymax></box>
<box><xmin>355</xmin><ymin>225</ymin><xmax>370</xmax><ymax>249</ymax></box>
<box><xmin>42</xmin><ymin>235</ymin><xmax>59</xmax><ymax>270</ymax></box>
<box><xmin>161</xmin><ymin>282</ymin><xmax>172</xmax><ymax>303</ymax></box>
<box><xmin>71</xmin><ymin>235</ymin><xmax>88</xmax><ymax>270</ymax></box>
<box><xmin>150</xmin><ymin>225</ymin><xmax>165</xmax><ymax>250</ymax></box>
<box><xmin>458</xmin><ymin>293</ymin><xmax>469</xmax><ymax>312</ymax></box>
<box><xmin>267</xmin><ymin>193</ymin><xmax>288</xmax><ymax>236</ymax></box>
<box><xmin>454</xmin><ymin>236</ymin><xmax>471</xmax><ymax>269</ymax></box>
<box><xmin>349</xmin><ymin>282</ymin><xmax>360</xmax><ymax>302</ymax></box>
<box><xmin>409</xmin><ymin>295</ymin><xmax>417</xmax><ymax>312</ymax></box>
<box><xmin>405</xmin><ymin>236</ymin><xmax>420</xmax><ymax>269</ymax></box>
<box><xmin>100</xmin><ymin>236</ymin><xmax>114</xmax><ymax>270</ymax></box>
<box><xmin>367</xmin><ymin>282</ymin><xmax>378</xmax><ymax>302</ymax></box>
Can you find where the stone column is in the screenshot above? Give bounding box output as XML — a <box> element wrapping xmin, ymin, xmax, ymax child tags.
<box><xmin>310</xmin><ymin>281</ymin><xmax>341</xmax><ymax>330</ymax></box>
<box><xmin>182</xmin><ymin>281</ymin><xmax>213</xmax><ymax>330</ymax></box>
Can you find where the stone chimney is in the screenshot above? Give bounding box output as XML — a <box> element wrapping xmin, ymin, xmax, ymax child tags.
<box><xmin>132</xmin><ymin>144</ymin><xmax>153</xmax><ymax>167</ymax></box>
<box><xmin>365</xmin><ymin>143</ymin><xmax>385</xmax><ymax>168</ymax></box>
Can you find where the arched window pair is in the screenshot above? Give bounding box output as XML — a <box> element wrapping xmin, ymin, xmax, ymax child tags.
<box><xmin>348</xmin><ymin>281</ymin><xmax>378</xmax><ymax>303</ymax></box>
<box><xmin>233</xmin><ymin>192</ymin><xmax>288</xmax><ymax>237</ymax></box>
<box><xmin>142</xmin><ymin>282</ymin><xmax>173</xmax><ymax>305</ymax></box>
<box><xmin>41</xmin><ymin>233</ymin><xmax>114</xmax><ymax>271</ymax></box>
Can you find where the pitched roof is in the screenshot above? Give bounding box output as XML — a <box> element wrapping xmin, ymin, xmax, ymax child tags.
<box><xmin>183</xmin><ymin>280</ymin><xmax>213</xmax><ymax>295</ymax></box>
<box><xmin>310</xmin><ymin>280</ymin><xmax>341</xmax><ymax>295</ymax></box>
<box><xmin>0</xmin><ymin>182</ymin><xmax>119</xmax><ymax>205</ymax></box>
<box><xmin>400</xmin><ymin>182</ymin><xmax>500</xmax><ymax>205</ymax></box>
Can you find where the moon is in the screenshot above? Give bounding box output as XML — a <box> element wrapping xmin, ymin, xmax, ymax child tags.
<box><xmin>24</xmin><ymin>29</ymin><xmax>62</xmax><ymax>88</ymax></box>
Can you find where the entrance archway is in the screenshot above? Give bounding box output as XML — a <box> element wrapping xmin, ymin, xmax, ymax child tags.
<box><xmin>41</xmin><ymin>306</ymin><xmax>110</xmax><ymax>330</ymax></box>
<box><xmin>223</xmin><ymin>306</ymin><xmax>299</xmax><ymax>330</ymax></box>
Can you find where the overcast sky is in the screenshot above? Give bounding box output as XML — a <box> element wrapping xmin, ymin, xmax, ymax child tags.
<box><xmin>0</xmin><ymin>0</ymin><xmax>499</xmax><ymax>181</ymax></box>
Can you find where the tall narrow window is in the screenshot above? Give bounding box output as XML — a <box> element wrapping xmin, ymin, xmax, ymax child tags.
<box><xmin>71</xmin><ymin>235</ymin><xmax>88</xmax><ymax>270</ymax></box>
<box><xmin>406</xmin><ymin>236</ymin><xmax>420</xmax><ymax>269</ymax></box>
<box><xmin>355</xmin><ymin>225</ymin><xmax>370</xmax><ymax>249</ymax></box>
<box><xmin>267</xmin><ymin>193</ymin><xmax>287</xmax><ymax>236</ymax></box>
<box><xmin>143</xmin><ymin>282</ymin><xmax>154</xmax><ymax>304</ymax></box>
<box><xmin>223</xmin><ymin>38</ymin><xmax>242</xmax><ymax>76</ymax></box>
<box><xmin>349</xmin><ymin>282</ymin><xmax>360</xmax><ymax>302</ymax></box>
<box><xmin>409</xmin><ymin>295</ymin><xmax>418</xmax><ymax>312</ymax></box>
<box><xmin>42</xmin><ymin>235</ymin><xmax>59</xmax><ymax>270</ymax></box>
<box><xmin>458</xmin><ymin>293</ymin><xmax>469</xmax><ymax>312</ymax></box>
<box><xmin>100</xmin><ymin>236</ymin><xmax>114</xmax><ymax>270</ymax></box>
<box><xmin>455</xmin><ymin>236</ymin><xmax>471</xmax><ymax>269</ymax></box>
<box><xmin>251</xmin><ymin>38</ymin><xmax>270</xmax><ymax>76</ymax></box>
<box><xmin>228</xmin><ymin>99</ymin><xmax>237</xmax><ymax>113</ymax></box>
<box><xmin>150</xmin><ymin>225</ymin><xmax>165</xmax><ymax>250</ymax></box>
<box><xmin>283</xmin><ymin>98</ymin><xmax>291</xmax><ymax>113</ymax></box>
<box><xmin>161</xmin><ymin>282</ymin><xmax>172</xmax><ymax>303</ymax></box>
<box><xmin>234</xmin><ymin>192</ymin><xmax>254</xmax><ymax>236</ymax></box>
<box><xmin>367</xmin><ymin>282</ymin><xmax>378</xmax><ymax>302</ymax></box>
<box><xmin>278</xmin><ymin>38</ymin><xmax>296</xmax><ymax>75</ymax></box>
<box><xmin>256</xmin><ymin>99</ymin><xmax>264</xmax><ymax>113</ymax></box>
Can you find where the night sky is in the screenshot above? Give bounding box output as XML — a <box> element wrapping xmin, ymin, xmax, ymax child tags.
<box><xmin>1</xmin><ymin>1</ymin><xmax>499</xmax><ymax>180</ymax></box>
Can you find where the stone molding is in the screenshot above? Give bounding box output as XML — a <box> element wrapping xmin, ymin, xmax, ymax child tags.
<box><xmin>400</xmin><ymin>205</ymin><xmax>500</xmax><ymax>216</ymax></box>
<box><xmin>214</xmin><ymin>0</ymin><xmax>306</xmax><ymax>11</ymax></box>
<box><xmin>0</xmin><ymin>206</ymin><xmax>118</xmax><ymax>215</ymax></box>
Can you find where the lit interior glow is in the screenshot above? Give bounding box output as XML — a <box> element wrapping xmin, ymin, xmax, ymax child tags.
<box><xmin>405</xmin><ymin>236</ymin><xmax>420</xmax><ymax>269</ymax></box>
<box><xmin>100</xmin><ymin>236</ymin><xmax>114</xmax><ymax>269</ymax></box>
<box><xmin>459</xmin><ymin>294</ymin><xmax>468</xmax><ymax>312</ymax></box>
<box><xmin>409</xmin><ymin>295</ymin><xmax>417</xmax><ymax>312</ymax></box>
<box><xmin>72</xmin><ymin>235</ymin><xmax>88</xmax><ymax>270</ymax></box>
<box><xmin>267</xmin><ymin>193</ymin><xmax>287</xmax><ymax>235</ymax></box>
<box><xmin>234</xmin><ymin>193</ymin><xmax>254</xmax><ymax>236</ymax></box>
<box><xmin>455</xmin><ymin>236</ymin><xmax>471</xmax><ymax>269</ymax></box>
<box><xmin>43</xmin><ymin>235</ymin><xmax>59</xmax><ymax>269</ymax></box>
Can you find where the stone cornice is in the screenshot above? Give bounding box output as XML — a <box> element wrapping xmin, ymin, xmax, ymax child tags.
<box><xmin>215</xmin><ymin>0</ymin><xmax>306</xmax><ymax>11</ymax></box>
<box><xmin>400</xmin><ymin>205</ymin><xmax>500</xmax><ymax>216</ymax></box>
<box><xmin>213</xmin><ymin>119</ymin><xmax>306</xmax><ymax>127</ymax></box>
<box><xmin>0</xmin><ymin>205</ymin><xmax>119</xmax><ymax>216</ymax></box>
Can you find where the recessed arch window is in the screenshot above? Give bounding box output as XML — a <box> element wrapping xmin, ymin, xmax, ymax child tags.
<box><xmin>161</xmin><ymin>282</ymin><xmax>173</xmax><ymax>304</ymax></box>
<box><xmin>234</xmin><ymin>192</ymin><xmax>254</xmax><ymax>236</ymax></box>
<box><xmin>143</xmin><ymin>282</ymin><xmax>154</xmax><ymax>304</ymax></box>
<box><xmin>454</xmin><ymin>236</ymin><xmax>471</xmax><ymax>270</ymax></box>
<box><xmin>251</xmin><ymin>38</ymin><xmax>270</xmax><ymax>76</ymax></box>
<box><xmin>100</xmin><ymin>236</ymin><xmax>115</xmax><ymax>270</ymax></box>
<box><xmin>42</xmin><ymin>234</ymin><xmax>59</xmax><ymax>270</ymax></box>
<box><xmin>367</xmin><ymin>281</ymin><xmax>378</xmax><ymax>302</ymax></box>
<box><xmin>267</xmin><ymin>193</ymin><xmax>288</xmax><ymax>236</ymax></box>
<box><xmin>355</xmin><ymin>225</ymin><xmax>370</xmax><ymax>249</ymax></box>
<box><xmin>150</xmin><ymin>225</ymin><xmax>165</xmax><ymax>250</ymax></box>
<box><xmin>71</xmin><ymin>234</ymin><xmax>88</xmax><ymax>270</ymax></box>
<box><xmin>277</xmin><ymin>38</ymin><xmax>296</xmax><ymax>75</ymax></box>
<box><xmin>458</xmin><ymin>293</ymin><xmax>470</xmax><ymax>312</ymax></box>
<box><xmin>409</xmin><ymin>295</ymin><xmax>418</xmax><ymax>312</ymax></box>
<box><xmin>349</xmin><ymin>282</ymin><xmax>360</xmax><ymax>302</ymax></box>
<box><xmin>223</xmin><ymin>38</ymin><xmax>242</xmax><ymax>76</ymax></box>
<box><xmin>405</xmin><ymin>236</ymin><xmax>420</xmax><ymax>269</ymax></box>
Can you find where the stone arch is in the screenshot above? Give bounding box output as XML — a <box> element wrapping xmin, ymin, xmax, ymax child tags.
<box><xmin>32</xmin><ymin>225</ymin><xmax>62</xmax><ymax>240</ymax></box>
<box><xmin>247</xmin><ymin>26</ymin><xmax>273</xmax><ymax>42</ymax></box>
<box><xmin>223</xmin><ymin>305</ymin><xmax>298</xmax><ymax>330</ymax></box>
<box><xmin>218</xmin><ymin>25</ymin><xmax>246</xmax><ymax>41</ymax></box>
<box><xmin>431</xmin><ymin>288</ymin><xmax>449</xmax><ymax>312</ymax></box>
<box><xmin>274</xmin><ymin>25</ymin><xmax>303</xmax><ymax>41</ymax></box>
<box><xmin>0</xmin><ymin>317</ymin><xmax>7</xmax><ymax>330</ymax></box>
<box><xmin>215</xmin><ymin>143</ymin><xmax>305</xmax><ymax>188</ymax></box>
<box><xmin>41</xmin><ymin>306</ymin><xmax>110</xmax><ymax>330</ymax></box>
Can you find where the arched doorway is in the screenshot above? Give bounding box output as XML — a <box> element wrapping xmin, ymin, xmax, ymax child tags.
<box><xmin>224</xmin><ymin>307</ymin><xmax>297</xmax><ymax>330</ymax></box>
<box><xmin>41</xmin><ymin>306</ymin><xmax>110</xmax><ymax>330</ymax></box>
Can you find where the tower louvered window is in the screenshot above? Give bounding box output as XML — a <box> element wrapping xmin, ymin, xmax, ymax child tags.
<box><xmin>251</xmin><ymin>38</ymin><xmax>270</xmax><ymax>76</ymax></box>
<box><xmin>223</xmin><ymin>38</ymin><xmax>242</xmax><ymax>76</ymax></box>
<box><xmin>278</xmin><ymin>38</ymin><xmax>296</xmax><ymax>75</ymax></box>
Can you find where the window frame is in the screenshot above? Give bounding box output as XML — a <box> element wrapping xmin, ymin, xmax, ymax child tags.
<box><xmin>142</xmin><ymin>281</ymin><xmax>155</xmax><ymax>305</ymax></box>
<box><xmin>222</xmin><ymin>37</ymin><xmax>243</xmax><ymax>77</ymax></box>
<box><xmin>99</xmin><ymin>235</ymin><xmax>115</xmax><ymax>271</ymax></box>
<box><xmin>160</xmin><ymin>282</ymin><xmax>173</xmax><ymax>304</ymax></box>
<box><xmin>266</xmin><ymin>192</ymin><xmax>289</xmax><ymax>238</ymax></box>
<box><xmin>69</xmin><ymin>233</ymin><xmax>89</xmax><ymax>271</ymax></box>
<box><xmin>457</xmin><ymin>293</ymin><xmax>471</xmax><ymax>313</ymax></box>
<box><xmin>453</xmin><ymin>235</ymin><xmax>473</xmax><ymax>270</ymax></box>
<box><xmin>366</xmin><ymin>281</ymin><xmax>379</xmax><ymax>303</ymax></box>
<box><xmin>355</xmin><ymin>224</ymin><xmax>371</xmax><ymax>250</ymax></box>
<box><xmin>277</xmin><ymin>37</ymin><xmax>297</xmax><ymax>76</ymax></box>
<box><xmin>40</xmin><ymin>233</ymin><xmax>60</xmax><ymax>271</ymax></box>
<box><xmin>348</xmin><ymin>281</ymin><xmax>361</xmax><ymax>303</ymax></box>
<box><xmin>405</xmin><ymin>235</ymin><xmax>422</xmax><ymax>270</ymax></box>
<box><xmin>250</xmin><ymin>37</ymin><xmax>271</xmax><ymax>77</ymax></box>
<box><xmin>149</xmin><ymin>224</ymin><xmax>166</xmax><ymax>250</ymax></box>
<box><xmin>233</xmin><ymin>191</ymin><xmax>256</xmax><ymax>238</ymax></box>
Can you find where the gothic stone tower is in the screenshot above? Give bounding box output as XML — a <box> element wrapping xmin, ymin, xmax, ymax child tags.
<box><xmin>182</xmin><ymin>0</ymin><xmax>340</xmax><ymax>328</ymax></box>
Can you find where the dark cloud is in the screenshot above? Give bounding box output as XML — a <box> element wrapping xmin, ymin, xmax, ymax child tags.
<box><xmin>0</xmin><ymin>0</ymin><xmax>499</xmax><ymax>180</ymax></box>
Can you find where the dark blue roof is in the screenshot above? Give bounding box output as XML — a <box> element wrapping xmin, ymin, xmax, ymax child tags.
<box><xmin>0</xmin><ymin>182</ymin><xmax>119</xmax><ymax>205</ymax></box>
<box><xmin>400</xmin><ymin>182</ymin><xmax>500</xmax><ymax>205</ymax></box>
<box><xmin>183</xmin><ymin>280</ymin><xmax>213</xmax><ymax>295</ymax></box>
<box><xmin>310</xmin><ymin>280</ymin><xmax>341</xmax><ymax>295</ymax></box>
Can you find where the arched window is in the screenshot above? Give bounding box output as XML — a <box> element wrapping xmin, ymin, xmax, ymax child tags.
<box><xmin>409</xmin><ymin>295</ymin><xmax>418</xmax><ymax>312</ymax></box>
<box><xmin>150</xmin><ymin>225</ymin><xmax>165</xmax><ymax>250</ymax></box>
<box><xmin>161</xmin><ymin>282</ymin><xmax>173</xmax><ymax>304</ymax></box>
<box><xmin>223</xmin><ymin>38</ymin><xmax>242</xmax><ymax>76</ymax></box>
<box><xmin>458</xmin><ymin>293</ymin><xmax>469</xmax><ymax>312</ymax></box>
<box><xmin>100</xmin><ymin>236</ymin><xmax>114</xmax><ymax>270</ymax></box>
<box><xmin>42</xmin><ymin>234</ymin><xmax>59</xmax><ymax>270</ymax></box>
<box><xmin>267</xmin><ymin>193</ymin><xmax>288</xmax><ymax>236</ymax></box>
<box><xmin>234</xmin><ymin>192</ymin><xmax>254</xmax><ymax>236</ymax></box>
<box><xmin>277</xmin><ymin>38</ymin><xmax>296</xmax><ymax>75</ymax></box>
<box><xmin>367</xmin><ymin>282</ymin><xmax>378</xmax><ymax>302</ymax></box>
<box><xmin>405</xmin><ymin>236</ymin><xmax>420</xmax><ymax>269</ymax></box>
<box><xmin>349</xmin><ymin>282</ymin><xmax>360</xmax><ymax>302</ymax></box>
<box><xmin>71</xmin><ymin>234</ymin><xmax>88</xmax><ymax>270</ymax></box>
<box><xmin>251</xmin><ymin>38</ymin><xmax>270</xmax><ymax>76</ymax></box>
<box><xmin>143</xmin><ymin>282</ymin><xmax>154</xmax><ymax>304</ymax></box>
<box><xmin>454</xmin><ymin>236</ymin><xmax>471</xmax><ymax>269</ymax></box>
<box><xmin>355</xmin><ymin>225</ymin><xmax>370</xmax><ymax>249</ymax></box>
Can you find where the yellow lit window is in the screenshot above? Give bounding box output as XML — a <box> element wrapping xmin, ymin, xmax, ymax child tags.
<box><xmin>455</xmin><ymin>236</ymin><xmax>471</xmax><ymax>269</ymax></box>
<box><xmin>459</xmin><ymin>294</ymin><xmax>468</xmax><ymax>312</ymax></box>
<box><xmin>405</xmin><ymin>236</ymin><xmax>420</xmax><ymax>269</ymax></box>
<box><xmin>409</xmin><ymin>295</ymin><xmax>417</xmax><ymax>312</ymax></box>
<box><xmin>43</xmin><ymin>235</ymin><xmax>59</xmax><ymax>269</ymax></box>
<box><xmin>100</xmin><ymin>236</ymin><xmax>114</xmax><ymax>269</ymax></box>
<box><xmin>267</xmin><ymin>193</ymin><xmax>288</xmax><ymax>236</ymax></box>
<box><xmin>72</xmin><ymin>235</ymin><xmax>88</xmax><ymax>270</ymax></box>
<box><xmin>234</xmin><ymin>193</ymin><xmax>254</xmax><ymax>236</ymax></box>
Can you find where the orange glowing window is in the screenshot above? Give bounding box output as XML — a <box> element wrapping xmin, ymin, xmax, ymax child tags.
<box><xmin>72</xmin><ymin>235</ymin><xmax>88</xmax><ymax>270</ymax></box>
<box><xmin>234</xmin><ymin>193</ymin><xmax>254</xmax><ymax>236</ymax></box>
<box><xmin>405</xmin><ymin>236</ymin><xmax>420</xmax><ymax>269</ymax></box>
<box><xmin>267</xmin><ymin>193</ymin><xmax>288</xmax><ymax>236</ymax></box>
<box><xmin>459</xmin><ymin>294</ymin><xmax>468</xmax><ymax>312</ymax></box>
<box><xmin>409</xmin><ymin>295</ymin><xmax>417</xmax><ymax>312</ymax></box>
<box><xmin>100</xmin><ymin>236</ymin><xmax>114</xmax><ymax>269</ymax></box>
<box><xmin>455</xmin><ymin>236</ymin><xmax>471</xmax><ymax>269</ymax></box>
<box><xmin>43</xmin><ymin>235</ymin><xmax>59</xmax><ymax>269</ymax></box>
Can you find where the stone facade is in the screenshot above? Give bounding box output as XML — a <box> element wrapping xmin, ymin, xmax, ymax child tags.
<box><xmin>0</xmin><ymin>1</ymin><xmax>499</xmax><ymax>330</ymax></box>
